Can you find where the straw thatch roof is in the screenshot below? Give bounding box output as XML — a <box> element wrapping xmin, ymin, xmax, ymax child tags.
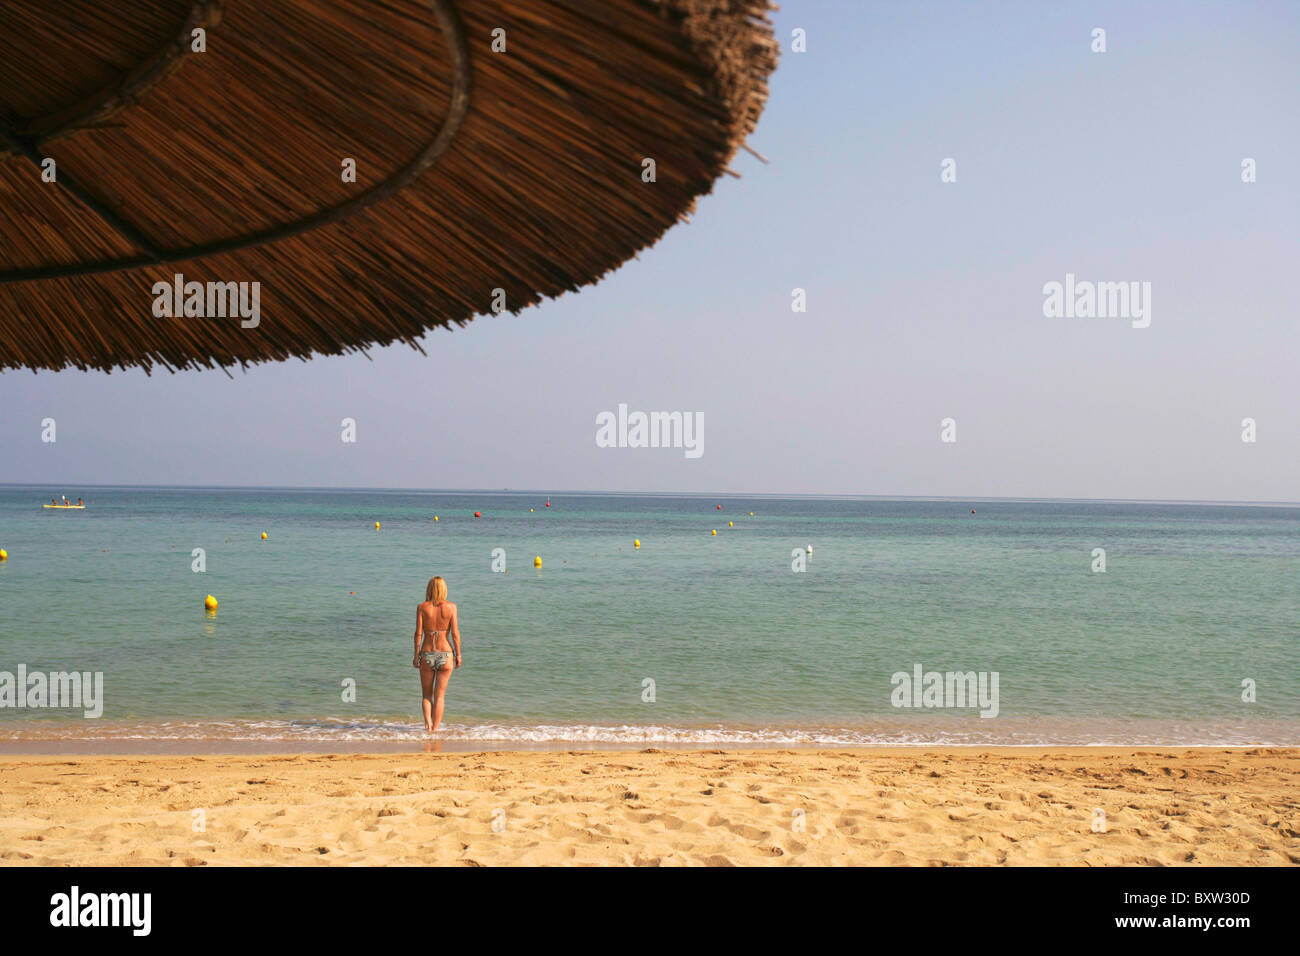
<box><xmin>0</xmin><ymin>0</ymin><xmax>777</xmax><ymax>372</ymax></box>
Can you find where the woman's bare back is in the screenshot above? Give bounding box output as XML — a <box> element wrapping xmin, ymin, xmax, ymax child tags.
<box><xmin>418</xmin><ymin>600</ymin><xmax>456</xmax><ymax>653</ymax></box>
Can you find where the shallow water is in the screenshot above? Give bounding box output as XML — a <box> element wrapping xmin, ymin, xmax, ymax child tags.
<box><xmin>1</xmin><ymin>486</ymin><xmax>1296</xmax><ymax>749</ymax></box>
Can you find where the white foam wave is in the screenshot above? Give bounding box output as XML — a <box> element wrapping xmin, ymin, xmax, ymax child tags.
<box><xmin>1</xmin><ymin>716</ymin><xmax>1295</xmax><ymax>748</ymax></box>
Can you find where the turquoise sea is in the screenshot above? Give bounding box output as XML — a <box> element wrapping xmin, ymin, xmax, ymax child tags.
<box><xmin>0</xmin><ymin>485</ymin><xmax>1297</xmax><ymax>750</ymax></box>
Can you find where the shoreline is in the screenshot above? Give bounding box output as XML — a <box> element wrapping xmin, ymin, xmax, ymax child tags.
<box><xmin>0</xmin><ymin>740</ymin><xmax>1297</xmax><ymax>756</ymax></box>
<box><xmin>0</xmin><ymin>744</ymin><xmax>1293</xmax><ymax>755</ymax></box>
<box><xmin>3</xmin><ymin>748</ymin><xmax>1296</xmax><ymax>865</ymax></box>
<box><xmin>3</xmin><ymin>716</ymin><xmax>1296</xmax><ymax>755</ymax></box>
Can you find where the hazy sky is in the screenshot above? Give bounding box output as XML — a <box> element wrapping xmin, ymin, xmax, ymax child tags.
<box><xmin>3</xmin><ymin>0</ymin><xmax>1298</xmax><ymax>500</ymax></box>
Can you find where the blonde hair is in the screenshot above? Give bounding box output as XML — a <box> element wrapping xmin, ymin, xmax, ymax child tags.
<box><xmin>425</xmin><ymin>576</ymin><xmax>447</xmax><ymax>604</ymax></box>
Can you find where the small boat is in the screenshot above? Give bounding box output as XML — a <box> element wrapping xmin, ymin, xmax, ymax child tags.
<box><xmin>42</xmin><ymin>504</ymin><xmax>85</xmax><ymax>509</ymax></box>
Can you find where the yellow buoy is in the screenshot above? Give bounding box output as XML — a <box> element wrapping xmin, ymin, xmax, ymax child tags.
<box><xmin>633</xmin><ymin>539</ymin><xmax>640</xmax><ymax>548</ymax></box>
<box><xmin>0</xmin><ymin>548</ymin><xmax>8</xmax><ymax>561</ymax></box>
<box><xmin>533</xmin><ymin>556</ymin><xmax>542</xmax><ymax>568</ymax></box>
<box><xmin>728</xmin><ymin>521</ymin><xmax>733</xmax><ymax>527</ymax></box>
<box><xmin>204</xmin><ymin>594</ymin><xmax>218</xmax><ymax>611</ymax></box>
<box><xmin>530</xmin><ymin>508</ymin><xmax>534</xmax><ymax>512</ymax></box>
<box><xmin>434</xmin><ymin>516</ymin><xmax>439</xmax><ymax>522</ymax></box>
<box><xmin>375</xmin><ymin>521</ymin><xmax>381</xmax><ymax>529</ymax></box>
<box><xmin>749</xmin><ymin>512</ymin><xmax>754</xmax><ymax>516</ymax></box>
<box><xmin>260</xmin><ymin>532</ymin><xmax>268</xmax><ymax>540</ymax></box>
<box><xmin>711</xmin><ymin>529</ymin><xmax>717</xmax><ymax>535</ymax></box>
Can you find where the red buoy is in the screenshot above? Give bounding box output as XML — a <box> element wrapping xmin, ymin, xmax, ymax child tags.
<box><xmin>474</xmin><ymin>511</ymin><xmax>482</xmax><ymax>518</ymax></box>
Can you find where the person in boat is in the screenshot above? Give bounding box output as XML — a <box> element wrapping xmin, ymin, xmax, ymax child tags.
<box><xmin>77</xmin><ymin>498</ymin><xmax>83</xmax><ymax>506</ymax></box>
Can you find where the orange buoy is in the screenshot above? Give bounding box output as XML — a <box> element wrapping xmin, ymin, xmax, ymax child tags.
<box><xmin>474</xmin><ymin>512</ymin><xmax>482</xmax><ymax>518</ymax></box>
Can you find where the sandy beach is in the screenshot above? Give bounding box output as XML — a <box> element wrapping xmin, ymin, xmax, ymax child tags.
<box><xmin>1</xmin><ymin>748</ymin><xmax>1296</xmax><ymax>866</ymax></box>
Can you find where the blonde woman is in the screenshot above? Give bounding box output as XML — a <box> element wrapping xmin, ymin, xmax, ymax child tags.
<box><xmin>412</xmin><ymin>576</ymin><xmax>462</xmax><ymax>732</ymax></box>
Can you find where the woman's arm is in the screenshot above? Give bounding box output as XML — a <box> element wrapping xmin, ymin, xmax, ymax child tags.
<box><xmin>450</xmin><ymin>605</ymin><xmax>463</xmax><ymax>668</ymax></box>
<box><xmin>413</xmin><ymin>607</ymin><xmax>423</xmax><ymax>666</ymax></box>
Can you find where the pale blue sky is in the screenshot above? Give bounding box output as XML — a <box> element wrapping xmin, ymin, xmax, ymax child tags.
<box><xmin>3</xmin><ymin>0</ymin><xmax>1298</xmax><ymax>500</ymax></box>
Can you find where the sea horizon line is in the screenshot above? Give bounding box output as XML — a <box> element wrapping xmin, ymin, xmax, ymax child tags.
<box><xmin>1</xmin><ymin>482</ymin><xmax>1298</xmax><ymax>508</ymax></box>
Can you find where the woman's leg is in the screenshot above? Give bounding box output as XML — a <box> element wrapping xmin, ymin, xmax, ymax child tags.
<box><xmin>431</xmin><ymin>665</ymin><xmax>453</xmax><ymax>731</ymax></box>
<box><xmin>419</xmin><ymin>662</ymin><xmax>436</xmax><ymax>732</ymax></box>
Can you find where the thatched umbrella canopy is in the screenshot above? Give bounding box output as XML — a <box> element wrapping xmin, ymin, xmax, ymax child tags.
<box><xmin>0</xmin><ymin>0</ymin><xmax>776</xmax><ymax>372</ymax></box>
